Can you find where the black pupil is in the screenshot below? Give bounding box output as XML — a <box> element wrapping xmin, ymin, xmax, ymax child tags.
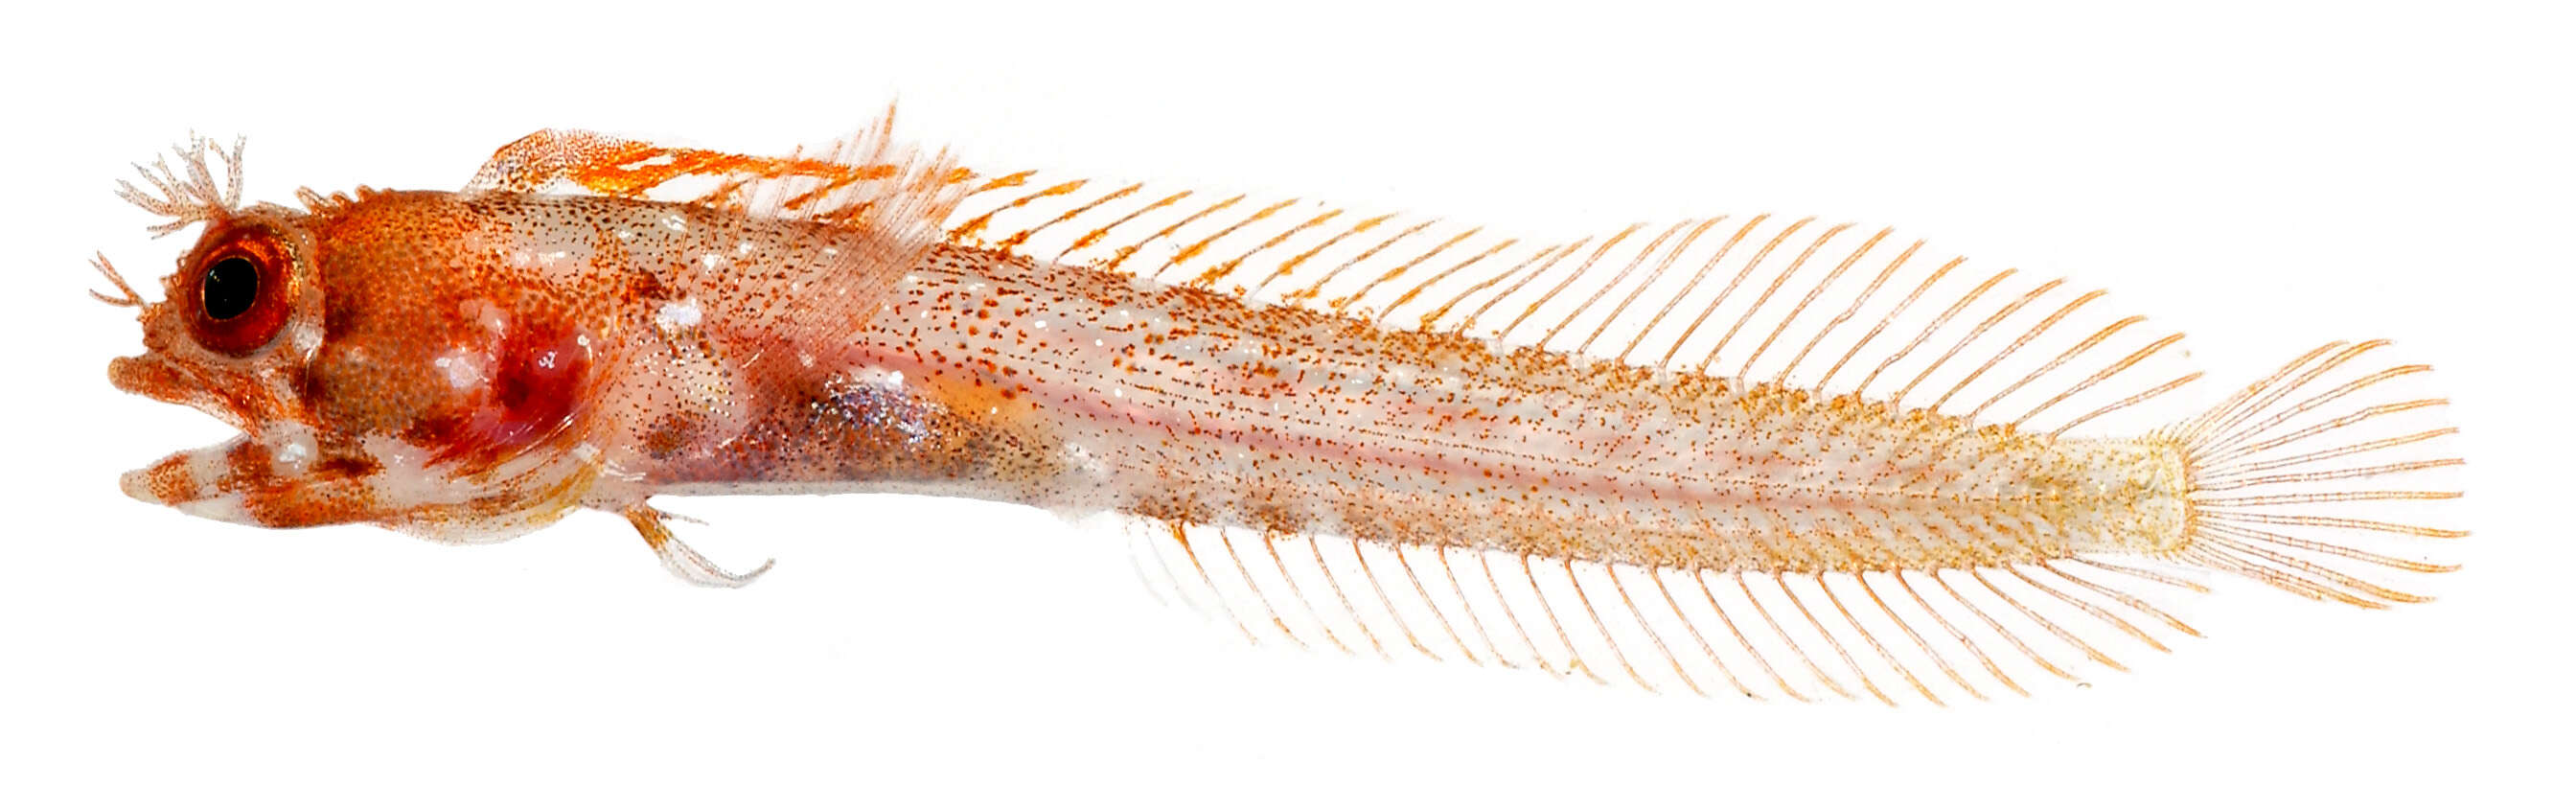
<box><xmin>201</xmin><ymin>257</ymin><xmax>258</xmax><ymax>320</ymax></box>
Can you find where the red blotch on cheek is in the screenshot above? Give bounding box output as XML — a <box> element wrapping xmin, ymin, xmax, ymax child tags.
<box><xmin>426</xmin><ymin>321</ymin><xmax>594</xmax><ymax>464</ymax></box>
<box><xmin>485</xmin><ymin>327</ymin><xmax>591</xmax><ymax>445</ymax></box>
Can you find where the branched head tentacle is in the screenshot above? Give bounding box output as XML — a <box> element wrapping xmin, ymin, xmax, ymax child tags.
<box><xmin>88</xmin><ymin>252</ymin><xmax>144</xmax><ymax>307</ymax></box>
<box><xmin>116</xmin><ymin>133</ymin><xmax>246</xmax><ymax>237</ymax></box>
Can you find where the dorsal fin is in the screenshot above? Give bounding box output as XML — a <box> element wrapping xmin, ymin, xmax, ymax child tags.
<box><xmin>462</xmin><ymin>104</ymin><xmax>2200</xmax><ymax>439</ymax></box>
<box><xmin>461</xmin><ymin>110</ymin><xmax>983</xmax><ymax>343</ymax></box>
<box><xmin>946</xmin><ymin>171</ymin><xmax>2194</xmax><ymax>436</ymax></box>
<box><xmin>465</xmin><ymin>106</ymin><xmax>976</xmax><ymax>302</ymax></box>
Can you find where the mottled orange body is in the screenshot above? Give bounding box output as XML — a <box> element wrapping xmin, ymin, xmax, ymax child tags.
<box><xmin>95</xmin><ymin>116</ymin><xmax>2464</xmax><ymax>703</ymax></box>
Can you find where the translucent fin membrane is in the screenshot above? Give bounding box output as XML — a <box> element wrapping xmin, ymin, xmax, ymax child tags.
<box><xmin>2168</xmin><ymin>340</ymin><xmax>2466</xmax><ymax>608</ymax></box>
<box><xmin>467</xmin><ymin>106</ymin><xmax>974</xmax><ymax>312</ymax></box>
<box><xmin>1130</xmin><ymin>520</ymin><xmax>2228</xmax><ymax>705</ymax></box>
<box><xmin>947</xmin><ymin>177</ymin><xmax>2207</xmax><ymax>441</ymax></box>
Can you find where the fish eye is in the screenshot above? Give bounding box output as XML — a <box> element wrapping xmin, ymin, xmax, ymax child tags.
<box><xmin>201</xmin><ymin>256</ymin><xmax>259</xmax><ymax>320</ymax></box>
<box><xmin>184</xmin><ymin>227</ymin><xmax>294</xmax><ymax>357</ymax></box>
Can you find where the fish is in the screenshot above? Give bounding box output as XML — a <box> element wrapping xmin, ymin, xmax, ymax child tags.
<box><xmin>92</xmin><ymin>108</ymin><xmax>2464</xmax><ymax>704</ymax></box>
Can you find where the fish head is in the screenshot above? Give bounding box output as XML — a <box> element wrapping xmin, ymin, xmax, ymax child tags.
<box><xmin>102</xmin><ymin>139</ymin><xmax>597</xmax><ymax>542</ymax></box>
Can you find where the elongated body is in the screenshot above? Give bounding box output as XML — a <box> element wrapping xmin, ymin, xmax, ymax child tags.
<box><xmin>96</xmin><ymin>117</ymin><xmax>2462</xmax><ymax>703</ymax></box>
<box><xmin>656</xmin><ymin>235</ymin><xmax>2188</xmax><ymax>574</ymax></box>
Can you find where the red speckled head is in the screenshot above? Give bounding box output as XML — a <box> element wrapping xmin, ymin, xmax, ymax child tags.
<box><xmin>101</xmin><ymin>140</ymin><xmax>603</xmax><ymax>540</ymax></box>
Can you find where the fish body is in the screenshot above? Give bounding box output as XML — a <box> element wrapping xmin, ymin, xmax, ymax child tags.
<box><xmin>95</xmin><ymin>117</ymin><xmax>2462</xmax><ymax>701</ymax></box>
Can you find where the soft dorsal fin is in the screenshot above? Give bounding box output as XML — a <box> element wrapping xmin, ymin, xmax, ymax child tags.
<box><xmin>944</xmin><ymin>169</ymin><xmax>2197</xmax><ymax>437</ymax></box>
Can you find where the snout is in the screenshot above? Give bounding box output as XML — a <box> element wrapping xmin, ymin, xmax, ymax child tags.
<box><xmin>107</xmin><ymin>355</ymin><xmax>175</xmax><ymax>399</ymax></box>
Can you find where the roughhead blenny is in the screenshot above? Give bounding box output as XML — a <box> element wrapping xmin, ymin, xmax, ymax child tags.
<box><xmin>96</xmin><ymin>111</ymin><xmax>2463</xmax><ymax>704</ymax></box>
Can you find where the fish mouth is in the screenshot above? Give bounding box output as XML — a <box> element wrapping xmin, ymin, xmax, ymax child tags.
<box><xmin>110</xmin><ymin>355</ymin><xmax>264</xmax><ymax>519</ymax></box>
<box><xmin>113</xmin><ymin>355</ymin><xmax>207</xmax><ymax>508</ymax></box>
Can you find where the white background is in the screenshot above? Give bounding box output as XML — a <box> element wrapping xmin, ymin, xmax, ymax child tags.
<box><xmin>5</xmin><ymin>1</ymin><xmax>2568</xmax><ymax>806</ymax></box>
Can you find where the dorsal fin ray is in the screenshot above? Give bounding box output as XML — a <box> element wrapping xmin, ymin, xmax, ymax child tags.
<box><xmin>1737</xmin><ymin>227</ymin><xmax>1896</xmax><ymax>381</ymax></box>
<box><xmin>942</xmin><ymin>166</ymin><xmax>2195</xmax><ymax>431</ymax></box>
<box><xmin>1652</xmin><ymin>218</ymin><xmax>1820</xmax><ymax>369</ymax></box>
<box><xmin>1545</xmin><ymin>220</ymin><xmax>1699</xmax><ymax>350</ymax></box>
<box><xmin>1695</xmin><ymin>222</ymin><xmax>1861</xmax><ymax>376</ymax></box>
<box><xmin>1576</xmin><ymin>220</ymin><xmax>1726</xmax><ymax>356</ymax></box>
<box><xmin>467</xmin><ymin>107</ymin><xmax>976</xmax><ymax>326</ymax></box>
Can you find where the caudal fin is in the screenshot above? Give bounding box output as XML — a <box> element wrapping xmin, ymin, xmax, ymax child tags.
<box><xmin>2163</xmin><ymin>340</ymin><xmax>2467</xmax><ymax>607</ymax></box>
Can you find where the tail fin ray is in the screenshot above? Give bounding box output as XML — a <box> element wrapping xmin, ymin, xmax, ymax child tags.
<box><xmin>2169</xmin><ymin>340</ymin><xmax>2466</xmax><ymax>607</ymax></box>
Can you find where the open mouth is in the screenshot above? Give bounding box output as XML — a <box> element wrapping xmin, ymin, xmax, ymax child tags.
<box><xmin>110</xmin><ymin>354</ymin><xmax>266</xmax><ymax>521</ymax></box>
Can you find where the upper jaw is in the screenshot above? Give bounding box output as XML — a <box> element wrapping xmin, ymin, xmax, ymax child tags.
<box><xmin>107</xmin><ymin>354</ymin><xmax>168</xmax><ymax>397</ymax></box>
<box><xmin>108</xmin><ymin>354</ymin><xmax>204</xmax><ymax>408</ymax></box>
<box><xmin>109</xmin><ymin>353</ymin><xmax>269</xmax><ymax>433</ymax></box>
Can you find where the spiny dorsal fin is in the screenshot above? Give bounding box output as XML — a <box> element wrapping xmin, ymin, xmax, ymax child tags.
<box><xmin>465</xmin><ymin>107</ymin><xmax>976</xmax><ymax>325</ymax></box>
